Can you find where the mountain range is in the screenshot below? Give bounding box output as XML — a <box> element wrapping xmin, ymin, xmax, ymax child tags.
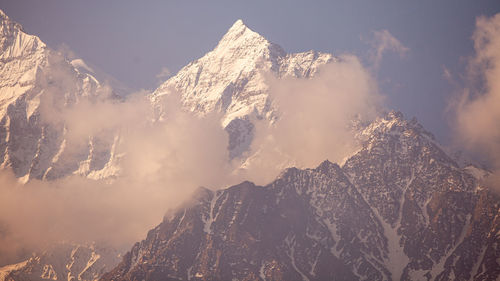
<box><xmin>0</xmin><ymin>9</ymin><xmax>498</xmax><ymax>281</ymax></box>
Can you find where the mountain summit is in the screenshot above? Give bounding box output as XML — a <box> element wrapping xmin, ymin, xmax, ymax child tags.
<box><xmin>151</xmin><ymin>19</ymin><xmax>334</xmax><ymax>158</ymax></box>
<box><xmin>152</xmin><ymin>19</ymin><xmax>333</xmax><ymax>122</ymax></box>
<box><xmin>219</xmin><ymin>19</ymin><xmax>280</xmax><ymax>52</ymax></box>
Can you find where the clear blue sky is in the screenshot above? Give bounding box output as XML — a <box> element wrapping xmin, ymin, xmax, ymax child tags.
<box><xmin>1</xmin><ymin>0</ymin><xmax>500</xmax><ymax>142</ymax></box>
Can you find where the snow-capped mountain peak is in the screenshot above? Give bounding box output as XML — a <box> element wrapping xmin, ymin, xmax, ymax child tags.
<box><xmin>0</xmin><ymin>9</ymin><xmax>121</xmax><ymax>181</ymax></box>
<box><xmin>215</xmin><ymin>19</ymin><xmax>285</xmax><ymax>60</ymax></box>
<box><xmin>152</xmin><ymin>18</ymin><xmax>332</xmax><ymax>119</ymax></box>
<box><xmin>221</xmin><ymin>19</ymin><xmax>257</xmax><ymax>43</ymax></box>
<box><xmin>151</xmin><ymin>19</ymin><xmax>334</xmax><ymax>157</ymax></box>
<box><xmin>227</xmin><ymin>19</ymin><xmax>246</xmax><ymax>33</ymax></box>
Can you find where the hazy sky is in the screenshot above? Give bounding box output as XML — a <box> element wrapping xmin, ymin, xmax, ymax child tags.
<box><xmin>1</xmin><ymin>0</ymin><xmax>500</xmax><ymax>142</ymax></box>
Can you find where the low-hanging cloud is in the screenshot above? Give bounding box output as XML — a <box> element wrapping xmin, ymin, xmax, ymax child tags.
<box><xmin>0</xmin><ymin>50</ymin><xmax>384</xmax><ymax>266</ymax></box>
<box><xmin>451</xmin><ymin>13</ymin><xmax>500</xmax><ymax>190</ymax></box>
<box><xmin>0</xmin><ymin>86</ymin><xmax>237</xmax><ymax>265</ymax></box>
<box><xmin>239</xmin><ymin>55</ymin><xmax>383</xmax><ymax>185</ymax></box>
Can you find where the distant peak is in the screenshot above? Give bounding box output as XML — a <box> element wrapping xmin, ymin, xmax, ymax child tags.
<box><xmin>385</xmin><ymin>110</ymin><xmax>404</xmax><ymax>120</ymax></box>
<box><xmin>363</xmin><ymin>110</ymin><xmax>436</xmax><ymax>141</ymax></box>
<box><xmin>230</xmin><ymin>19</ymin><xmax>246</xmax><ymax>30</ymax></box>
<box><xmin>221</xmin><ymin>19</ymin><xmax>260</xmax><ymax>41</ymax></box>
<box><xmin>216</xmin><ymin>19</ymin><xmax>281</xmax><ymax>55</ymax></box>
<box><xmin>316</xmin><ymin>159</ymin><xmax>338</xmax><ymax>172</ymax></box>
<box><xmin>231</xmin><ymin>19</ymin><xmax>246</xmax><ymax>29</ymax></box>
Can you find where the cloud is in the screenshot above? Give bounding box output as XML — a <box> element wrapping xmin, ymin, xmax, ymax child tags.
<box><xmin>239</xmin><ymin>55</ymin><xmax>383</xmax><ymax>185</ymax></box>
<box><xmin>0</xmin><ymin>85</ymin><xmax>237</xmax><ymax>265</ymax></box>
<box><xmin>0</xmin><ymin>49</ymin><xmax>384</xmax><ymax>265</ymax></box>
<box><xmin>451</xmin><ymin>13</ymin><xmax>500</xmax><ymax>190</ymax></box>
<box><xmin>442</xmin><ymin>66</ymin><xmax>453</xmax><ymax>82</ymax></box>
<box><xmin>156</xmin><ymin>66</ymin><xmax>172</xmax><ymax>81</ymax></box>
<box><xmin>369</xmin><ymin>29</ymin><xmax>409</xmax><ymax>69</ymax></box>
<box><xmin>56</xmin><ymin>43</ymin><xmax>77</xmax><ymax>60</ymax></box>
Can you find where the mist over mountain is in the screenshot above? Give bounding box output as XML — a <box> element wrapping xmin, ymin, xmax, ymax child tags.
<box><xmin>0</xmin><ymin>8</ymin><xmax>499</xmax><ymax>281</ymax></box>
<box><xmin>102</xmin><ymin>112</ymin><xmax>500</xmax><ymax>281</ymax></box>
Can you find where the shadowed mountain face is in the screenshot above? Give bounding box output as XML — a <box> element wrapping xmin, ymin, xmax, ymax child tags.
<box><xmin>101</xmin><ymin>113</ymin><xmax>500</xmax><ymax>281</ymax></box>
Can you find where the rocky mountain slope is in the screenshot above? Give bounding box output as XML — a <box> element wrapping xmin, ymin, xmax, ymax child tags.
<box><xmin>101</xmin><ymin>112</ymin><xmax>500</xmax><ymax>281</ymax></box>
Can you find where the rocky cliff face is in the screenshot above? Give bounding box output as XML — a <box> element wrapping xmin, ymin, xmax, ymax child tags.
<box><xmin>101</xmin><ymin>113</ymin><xmax>500</xmax><ymax>281</ymax></box>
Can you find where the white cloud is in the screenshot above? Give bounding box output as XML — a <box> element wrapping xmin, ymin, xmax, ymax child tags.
<box><xmin>0</xmin><ymin>48</ymin><xmax>385</xmax><ymax>265</ymax></box>
<box><xmin>452</xmin><ymin>13</ymin><xmax>500</xmax><ymax>190</ymax></box>
<box><xmin>0</xmin><ymin>87</ymin><xmax>236</xmax><ymax>265</ymax></box>
<box><xmin>239</xmin><ymin>55</ymin><xmax>383</xmax><ymax>185</ymax></box>
<box><xmin>156</xmin><ymin>66</ymin><xmax>172</xmax><ymax>81</ymax></box>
